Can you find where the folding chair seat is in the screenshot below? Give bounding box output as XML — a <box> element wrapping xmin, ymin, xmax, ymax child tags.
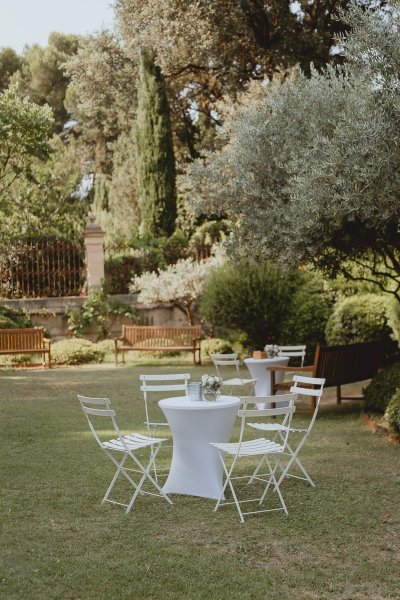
<box><xmin>78</xmin><ymin>395</ymin><xmax>172</xmax><ymax>513</ymax></box>
<box><xmin>210</xmin><ymin>353</ymin><xmax>257</xmax><ymax>395</ymax></box>
<box><xmin>211</xmin><ymin>393</ymin><xmax>296</xmax><ymax>523</ymax></box>
<box><xmin>247</xmin><ymin>374</ymin><xmax>325</xmax><ymax>488</ymax></box>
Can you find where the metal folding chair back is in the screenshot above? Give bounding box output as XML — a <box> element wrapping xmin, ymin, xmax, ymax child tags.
<box><xmin>211</xmin><ymin>394</ymin><xmax>296</xmax><ymax>523</ymax></box>
<box><xmin>248</xmin><ymin>374</ymin><xmax>325</xmax><ymax>488</ymax></box>
<box><xmin>210</xmin><ymin>353</ymin><xmax>257</xmax><ymax>394</ymax></box>
<box><xmin>278</xmin><ymin>345</ymin><xmax>306</xmax><ymax>367</ymax></box>
<box><xmin>140</xmin><ymin>373</ymin><xmax>190</xmax><ymax>437</ymax></box>
<box><xmin>78</xmin><ymin>395</ymin><xmax>172</xmax><ymax>513</ymax></box>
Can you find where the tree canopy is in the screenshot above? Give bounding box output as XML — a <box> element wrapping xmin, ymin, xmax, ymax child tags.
<box><xmin>0</xmin><ymin>86</ymin><xmax>54</xmax><ymax>199</ymax></box>
<box><xmin>189</xmin><ymin>0</ymin><xmax>400</xmax><ymax>299</ymax></box>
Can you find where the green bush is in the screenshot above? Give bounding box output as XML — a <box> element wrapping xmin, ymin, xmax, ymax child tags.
<box><xmin>386</xmin><ymin>298</ymin><xmax>400</xmax><ymax>345</ymax></box>
<box><xmin>0</xmin><ymin>306</ymin><xmax>32</xmax><ymax>329</ymax></box>
<box><xmin>363</xmin><ymin>363</ymin><xmax>400</xmax><ymax>414</ymax></box>
<box><xmin>200</xmin><ymin>259</ymin><xmax>298</xmax><ymax>349</ymax></box>
<box><xmin>67</xmin><ymin>289</ymin><xmax>137</xmax><ymax>341</ymax></box>
<box><xmin>200</xmin><ymin>259</ymin><xmax>330</xmax><ymax>352</ymax></box>
<box><xmin>325</xmin><ymin>294</ymin><xmax>399</xmax><ymax>364</ymax></box>
<box><xmin>280</xmin><ymin>271</ymin><xmax>333</xmax><ymax>361</ymax></box>
<box><xmin>201</xmin><ymin>338</ymin><xmax>233</xmax><ymax>358</ymax></box>
<box><xmin>104</xmin><ymin>255</ymin><xmax>142</xmax><ymax>294</ymax></box>
<box><xmin>385</xmin><ymin>389</ymin><xmax>400</xmax><ymax>435</ymax></box>
<box><xmin>52</xmin><ymin>339</ymin><xmax>105</xmax><ymax>365</ymax></box>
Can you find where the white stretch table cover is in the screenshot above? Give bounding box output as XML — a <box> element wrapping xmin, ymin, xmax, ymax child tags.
<box><xmin>243</xmin><ymin>356</ymin><xmax>289</xmax><ymax>407</ymax></box>
<box><xmin>159</xmin><ymin>395</ymin><xmax>240</xmax><ymax>500</ymax></box>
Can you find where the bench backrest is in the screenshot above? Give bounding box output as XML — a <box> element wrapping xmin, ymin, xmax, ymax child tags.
<box><xmin>122</xmin><ymin>325</ymin><xmax>202</xmax><ymax>347</ymax></box>
<box><xmin>314</xmin><ymin>341</ymin><xmax>380</xmax><ymax>387</ymax></box>
<box><xmin>0</xmin><ymin>327</ymin><xmax>45</xmax><ymax>351</ymax></box>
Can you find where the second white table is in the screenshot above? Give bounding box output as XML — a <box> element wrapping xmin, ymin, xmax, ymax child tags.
<box><xmin>243</xmin><ymin>356</ymin><xmax>289</xmax><ymax>406</ymax></box>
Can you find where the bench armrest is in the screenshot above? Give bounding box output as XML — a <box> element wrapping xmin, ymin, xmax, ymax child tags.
<box><xmin>43</xmin><ymin>338</ymin><xmax>51</xmax><ymax>347</ymax></box>
<box><xmin>268</xmin><ymin>365</ymin><xmax>314</xmax><ymax>373</ymax></box>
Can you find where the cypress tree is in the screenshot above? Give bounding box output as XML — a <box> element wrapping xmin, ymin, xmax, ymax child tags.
<box><xmin>136</xmin><ymin>48</ymin><xmax>177</xmax><ymax>237</ymax></box>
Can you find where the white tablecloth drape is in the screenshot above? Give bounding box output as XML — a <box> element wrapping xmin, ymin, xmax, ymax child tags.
<box><xmin>159</xmin><ymin>395</ymin><xmax>240</xmax><ymax>500</ymax></box>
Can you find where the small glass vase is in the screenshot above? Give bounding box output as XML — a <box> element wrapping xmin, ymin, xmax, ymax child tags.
<box><xmin>203</xmin><ymin>389</ymin><xmax>221</xmax><ymax>402</ymax></box>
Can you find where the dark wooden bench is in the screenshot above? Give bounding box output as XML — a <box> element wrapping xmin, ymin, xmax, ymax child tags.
<box><xmin>114</xmin><ymin>325</ymin><xmax>202</xmax><ymax>365</ymax></box>
<box><xmin>0</xmin><ymin>327</ymin><xmax>51</xmax><ymax>367</ymax></box>
<box><xmin>269</xmin><ymin>341</ymin><xmax>381</xmax><ymax>412</ymax></box>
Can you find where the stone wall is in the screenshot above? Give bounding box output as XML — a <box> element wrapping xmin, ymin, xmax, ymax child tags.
<box><xmin>0</xmin><ymin>294</ymin><xmax>188</xmax><ymax>341</ymax></box>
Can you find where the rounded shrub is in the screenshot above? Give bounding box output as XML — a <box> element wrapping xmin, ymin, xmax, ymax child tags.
<box><xmin>385</xmin><ymin>389</ymin><xmax>400</xmax><ymax>435</ymax></box>
<box><xmin>363</xmin><ymin>363</ymin><xmax>400</xmax><ymax>414</ymax></box>
<box><xmin>52</xmin><ymin>339</ymin><xmax>105</xmax><ymax>365</ymax></box>
<box><xmin>200</xmin><ymin>259</ymin><xmax>298</xmax><ymax>350</ymax></box>
<box><xmin>201</xmin><ymin>338</ymin><xmax>233</xmax><ymax>359</ymax></box>
<box><xmin>325</xmin><ymin>294</ymin><xmax>399</xmax><ymax>364</ymax></box>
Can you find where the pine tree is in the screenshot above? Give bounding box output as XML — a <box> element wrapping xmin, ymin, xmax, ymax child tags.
<box><xmin>136</xmin><ymin>47</ymin><xmax>177</xmax><ymax>237</ymax></box>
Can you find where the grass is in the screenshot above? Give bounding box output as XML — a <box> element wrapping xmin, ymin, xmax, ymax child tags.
<box><xmin>1</xmin><ymin>365</ymin><xmax>399</xmax><ymax>600</ymax></box>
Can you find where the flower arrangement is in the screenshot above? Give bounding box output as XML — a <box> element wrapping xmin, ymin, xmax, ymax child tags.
<box><xmin>264</xmin><ymin>344</ymin><xmax>280</xmax><ymax>358</ymax></box>
<box><xmin>200</xmin><ymin>374</ymin><xmax>223</xmax><ymax>392</ymax></box>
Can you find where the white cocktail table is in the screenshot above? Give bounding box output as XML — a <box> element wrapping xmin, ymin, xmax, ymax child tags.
<box><xmin>159</xmin><ymin>395</ymin><xmax>240</xmax><ymax>500</ymax></box>
<box><xmin>243</xmin><ymin>356</ymin><xmax>289</xmax><ymax>407</ymax></box>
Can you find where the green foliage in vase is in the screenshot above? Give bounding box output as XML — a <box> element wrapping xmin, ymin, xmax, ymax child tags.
<box><xmin>135</xmin><ymin>47</ymin><xmax>177</xmax><ymax>237</ymax></box>
<box><xmin>189</xmin><ymin>1</ymin><xmax>400</xmax><ymax>299</ymax></box>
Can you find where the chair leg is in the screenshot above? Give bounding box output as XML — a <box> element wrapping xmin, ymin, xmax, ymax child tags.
<box><xmin>248</xmin><ymin>455</ymin><xmax>267</xmax><ymax>485</ymax></box>
<box><xmin>128</xmin><ymin>446</ymin><xmax>173</xmax><ymax>507</ymax></box>
<box><xmin>102</xmin><ymin>453</ymin><xmax>131</xmax><ymax>504</ymax></box>
<box><xmin>275</xmin><ymin>436</ymin><xmax>314</xmax><ymax>488</ymax></box>
<box><xmin>260</xmin><ymin>456</ymin><xmax>288</xmax><ymax>515</ymax></box>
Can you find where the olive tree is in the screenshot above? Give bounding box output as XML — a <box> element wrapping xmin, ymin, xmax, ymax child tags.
<box><xmin>189</xmin><ymin>1</ymin><xmax>400</xmax><ymax>300</ymax></box>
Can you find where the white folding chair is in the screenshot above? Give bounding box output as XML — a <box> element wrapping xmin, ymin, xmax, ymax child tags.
<box><xmin>140</xmin><ymin>373</ymin><xmax>190</xmax><ymax>438</ymax></box>
<box><xmin>210</xmin><ymin>353</ymin><xmax>257</xmax><ymax>395</ymax></box>
<box><xmin>278</xmin><ymin>345</ymin><xmax>306</xmax><ymax>367</ymax></box>
<box><xmin>78</xmin><ymin>395</ymin><xmax>172</xmax><ymax>512</ymax></box>
<box><xmin>211</xmin><ymin>394</ymin><xmax>296</xmax><ymax>523</ymax></box>
<box><xmin>248</xmin><ymin>374</ymin><xmax>325</xmax><ymax>488</ymax></box>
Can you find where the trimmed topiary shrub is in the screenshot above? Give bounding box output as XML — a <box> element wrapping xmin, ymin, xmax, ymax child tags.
<box><xmin>52</xmin><ymin>339</ymin><xmax>105</xmax><ymax>365</ymax></box>
<box><xmin>385</xmin><ymin>388</ymin><xmax>400</xmax><ymax>435</ymax></box>
<box><xmin>325</xmin><ymin>294</ymin><xmax>399</xmax><ymax>364</ymax></box>
<box><xmin>201</xmin><ymin>338</ymin><xmax>233</xmax><ymax>359</ymax></box>
<box><xmin>363</xmin><ymin>363</ymin><xmax>400</xmax><ymax>414</ymax></box>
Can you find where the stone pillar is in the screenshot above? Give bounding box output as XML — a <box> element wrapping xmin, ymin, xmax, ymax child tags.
<box><xmin>83</xmin><ymin>214</ymin><xmax>105</xmax><ymax>293</ymax></box>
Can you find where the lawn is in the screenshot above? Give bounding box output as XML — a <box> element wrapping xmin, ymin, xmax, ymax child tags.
<box><xmin>1</xmin><ymin>365</ymin><xmax>399</xmax><ymax>600</ymax></box>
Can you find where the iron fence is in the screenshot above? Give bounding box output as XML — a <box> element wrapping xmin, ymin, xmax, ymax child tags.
<box><xmin>0</xmin><ymin>239</ymin><xmax>85</xmax><ymax>299</ymax></box>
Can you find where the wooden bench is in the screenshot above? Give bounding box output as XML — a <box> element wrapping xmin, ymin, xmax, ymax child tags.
<box><xmin>114</xmin><ymin>325</ymin><xmax>202</xmax><ymax>365</ymax></box>
<box><xmin>0</xmin><ymin>327</ymin><xmax>51</xmax><ymax>368</ymax></box>
<box><xmin>269</xmin><ymin>341</ymin><xmax>381</xmax><ymax>412</ymax></box>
